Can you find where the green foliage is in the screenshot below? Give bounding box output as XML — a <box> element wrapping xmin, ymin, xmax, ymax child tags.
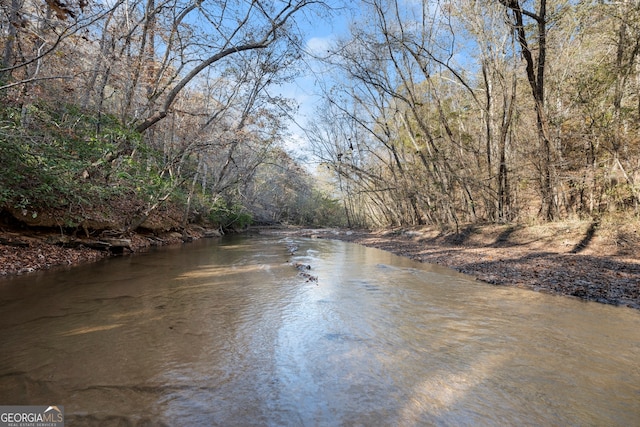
<box><xmin>0</xmin><ymin>101</ymin><xmax>152</xmax><ymax>218</ymax></box>
<box><xmin>0</xmin><ymin>97</ymin><xmax>345</xmax><ymax>232</ymax></box>
<box><xmin>208</xmin><ymin>198</ymin><xmax>253</xmax><ymax>230</ymax></box>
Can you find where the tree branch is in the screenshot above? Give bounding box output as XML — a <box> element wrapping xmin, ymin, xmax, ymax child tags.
<box><xmin>135</xmin><ymin>0</ymin><xmax>314</xmax><ymax>133</ymax></box>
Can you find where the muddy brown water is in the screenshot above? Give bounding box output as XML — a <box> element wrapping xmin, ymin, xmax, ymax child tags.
<box><xmin>0</xmin><ymin>235</ymin><xmax>639</xmax><ymax>426</ymax></box>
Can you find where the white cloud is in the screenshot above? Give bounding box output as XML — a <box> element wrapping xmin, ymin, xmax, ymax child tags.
<box><xmin>305</xmin><ymin>36</ymin><xmax>335</xmax><ymax>56</ymax></box>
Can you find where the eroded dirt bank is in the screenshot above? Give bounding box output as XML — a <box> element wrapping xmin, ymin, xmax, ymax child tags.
<box><xmin>265</xmin><ymin>221</ymin><xmax>640</xmax><ymax>310</ymax></box>
<box><xmin>0</xmin><ymin>226</ymin><xmax>220</xmax><ymax>277</ymax></box>
<box><xmin>0</xmin><ymin>200</ymin><xmax>223</xmax><ymax>277</ymax></box>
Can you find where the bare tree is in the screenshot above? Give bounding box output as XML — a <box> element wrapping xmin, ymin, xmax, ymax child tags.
<box><xmin>499</xmin><ymin>0</ymin><xmax>558</xmax><ymax>219</ymax></box>
<box><xmin>134</xmin><ymin>0</ymin><xmax>321</xmax><ymax>133</ymax></box>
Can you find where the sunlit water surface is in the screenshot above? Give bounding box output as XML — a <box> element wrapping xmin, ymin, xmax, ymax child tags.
<box><xmin>0</xmin><ymin>235</ymin><xmax>639</xmax><ymax>426</ymax></box>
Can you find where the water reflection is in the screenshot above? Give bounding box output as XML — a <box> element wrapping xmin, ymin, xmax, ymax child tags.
<box><xmin>0</xmin><ymin>235</ymin><xmax>639</xmax><ymax>425</ymax></box>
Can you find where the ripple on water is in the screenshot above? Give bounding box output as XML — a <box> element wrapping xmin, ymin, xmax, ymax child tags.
<box><xmin>0</xmin><ymin>236</ymin><xmax>638</xmax><ymax>426</ymax></box>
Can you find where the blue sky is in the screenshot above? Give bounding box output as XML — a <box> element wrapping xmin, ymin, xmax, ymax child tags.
<box><xmin>275</xmin><ymin>0</ymin><xmax>448</xmax><ymax>160</ymax></box>
<box><xmin>274</xmin><ymin>4</ymin><xmax>353</xmax><ymax>159</ymax></box>
<box><xmin>276</xmin><ymin>0</ymin><xmax>482</xmax><ymax>164</ymax></box>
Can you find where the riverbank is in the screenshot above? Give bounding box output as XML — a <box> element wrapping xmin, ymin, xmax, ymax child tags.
<box><xmin>1</xmin><ymin>220</ymin><xmax>639</xmax><ymax>310</ymax></box>
<box><xmin>264</xmin><ymin>220</ymin><xmax>640</xmax><ymax>310</ymax></box>
<box><xmin>0</xmin><ymin>226</ymin><xmax>221</xmax><ymax>277</ymax></box>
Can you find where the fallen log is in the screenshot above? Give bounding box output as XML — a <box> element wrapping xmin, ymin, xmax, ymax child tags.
<box><xmin>101</xmin><ymin>238</ymin><xmax>132</xmax><ymax>249</ymax></box>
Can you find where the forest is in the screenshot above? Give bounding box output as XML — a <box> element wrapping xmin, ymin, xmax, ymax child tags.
<box><xmin>1</xmin><ymin>0</ymin><xmax>639</xmax><ymax>235</ymax></box>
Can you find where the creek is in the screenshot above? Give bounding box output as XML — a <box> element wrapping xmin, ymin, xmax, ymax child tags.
<box><xmin>0</xmin><ymin>235</ymin><xmax>639</xmax><ymax>425</ymax></box>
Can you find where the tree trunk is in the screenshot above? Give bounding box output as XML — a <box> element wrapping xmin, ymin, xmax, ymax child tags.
<box><xmin>1</xmin><ymin>0</ymin><xmax>21</xmax><ymax>83</ymax></box>
<box><xmin>501</xmin><ymin>0</ymin><xmax>556</xmax><ymax>220</ymax></box>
